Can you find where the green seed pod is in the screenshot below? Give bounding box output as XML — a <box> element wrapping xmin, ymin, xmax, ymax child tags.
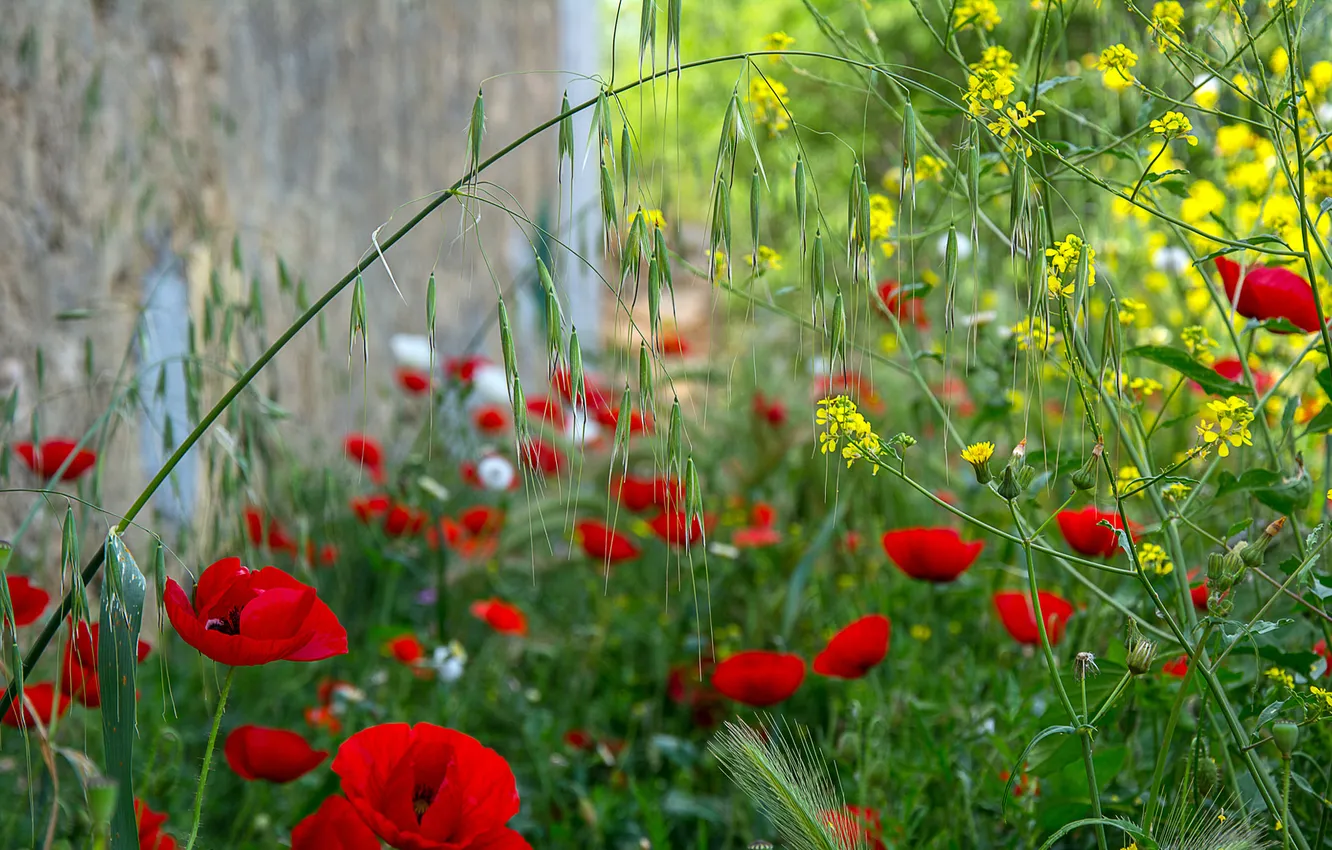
<box><xmin>667</xmin><ymin>397</ymin><xmax>684</xmax><ymax>478</ymax></box>
<box><xmin>1271</xmin><ymin>722</ymin><xmax>1298</xmax><ymax>758</ymax></box>
<box><xmin>996</xmin><ymin>465</ymin><xmax>1022</xmax><ymax>501</ymax></box>
<box><xmin>568</xmin><ymin>327</ymin><xmax>585</xmax><ymax>412</ymax></box>
<box><xmin>648</xmin><ymin>254</ymin><xmax>662</xmax><ymax>347</ymax></box>
<box><xmin>468</xmin><ymin>87</ymin><xmax>485</xmax><ymax>172</ymax></box>
<box><xmin>620</xmin><ymin>125</ymin><xmax>634</xmax><ymax>203</ymax></box>
<box><xmin>945</xmin><ymin>225</ymin><xmax>959</xmax><ymax>289</ymax></box>
<box><xmin>1070</xmin><ymin>441</ymin><xmax>1104</xmax><ymax>491</ymax></box>
<box><xmin>653</xmin><ymin>226</ymin><xmax>673</xmax><ymax>296</ymax></box>
<box><xmin>794</xmin><ymin>156</ymin><xmax>807</xmax><ymax>252</ymax></box>
<box><xmin>497</xmin><ymin>298</ymin><xmax>518</xmax><ymax>390</ymax></box>
<box><xmin>830</xmin><ymin>290</ymin><xmax>847</xmax><ymax>368</ymax></box>
<box><xmin>811</xmin><ymin>230</ymin><xmax>826</xmax><ymax>309</ymax></box>
<box><xmin>637</xmin><ymin>341</ymin><xmax>654</xmax><ymax>419</ymax></box>
<box><xmin>1017</xmin><ymin>465</ymin><xmax>1036</xmax><ymax>490</ymax></box>
<box><xmin>426</xmin><ymin>272</ymin><xmax>438</xmax><ymax>349</ymax></box>
<box><xmin>1240</xmin><ymin>517</ymin><xmax>1285</xmax><ymax>568</ymax></box>
<box><xmin>558</xmin><ymin>91</ymin><xmax>574</xmax><ymax>165</ymax></box>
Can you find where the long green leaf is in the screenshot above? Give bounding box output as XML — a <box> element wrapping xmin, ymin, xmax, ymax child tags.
<box><xmin>1125</xmin><ymin>346</ymin><xmax>1249</xmax><ymax>397</ymax></box>
<box><xmin>100</xmin><ymin>532</ymin><xmax>147</xmax><ymax>850</ymax></box>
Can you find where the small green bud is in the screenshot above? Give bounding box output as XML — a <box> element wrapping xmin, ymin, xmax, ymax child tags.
<box><xmin>1069</xmin><ymin>441</ymin><xmax>1104</xmax><ymax>491</ymax></box>
<box><xmin>1240</xmin><ymin>517</ymin><xmax>1285</xmax><ymax>568</ymax></box>
<box><xmin>87</xmin><ymin>778</ymin><xmax>118</xmax><ymax>827</ymax></box>
<box><xmin>996</xmin><ymin>465</ymin><xmax>1022</xmax><ymax>501</ymax></box>
<box><xmin>1272</xmin><ymin>721</ymin><xmax>1299</xmax><ymax>758</ymax></box>
<box><xmin>1125</xmin><ymin>629</ymin><xmax>1158</xmax><ymax>676</ymax></box>
<box><xmin>1196</xmin><ymin>756</ymin><xmax>1220</xmax><ymax>797</ymax></box>
<box><xmin>1207</xmin><ymin>594</ymin><xmax>1233</xmax><ymax>617</ymax></box>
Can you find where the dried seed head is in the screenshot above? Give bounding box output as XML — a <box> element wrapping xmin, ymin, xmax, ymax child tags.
<box><xmin>1073</xmin><ymin>651</ymin><xmax>1099</xmax><ymax>681</ymax></box>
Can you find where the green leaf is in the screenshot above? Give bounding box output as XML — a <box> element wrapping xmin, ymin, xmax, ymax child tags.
<box><xmin>1125</xmin><ymin>345</ymin><xmax>1249</xmax><ymax>396</ymax></box>
<box><xmin>1003</xmin><ymin>725</ymin><xmax>1075</xmax><ymax>821</ymax></box>
<box><xmin>100</xmin><ymin>532</ymin><xmax>147</xmax><ymax>850</ymax></box>
<box><xmin>1035</xmin><ymin>75</ymin><xmax>1079</xmax><ymax>96</ymax></box>
<box><xmin>1243</xmin><ymin>317</ymin><xmax>1305</xmax><ymax>335</ymax></box>
<box><xmin>781</xmin><ymin>507</ymin><xmax>843</xmax><ymax>639</ymax></box>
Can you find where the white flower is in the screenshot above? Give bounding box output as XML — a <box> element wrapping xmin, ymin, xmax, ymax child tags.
<box><xmin>563</xmin><ymin>406</ymin><xmax>603</xmax><ymax>445</ymax></box>
<box><xmin>1143</xmin><ymin>326</ymin><xmax>1171</xmax><ymax>346</ymax></box>
<box><xmin>477</xmin><ymin>455</ymin><xmax>516</xmax><ymax>491</ymax></box>
<box><xmin>429</xmin><ymin>642</ymin><xmax>468</xmax><ymax>683</ymax></box>
<box><xmin>1193</xmin><ymin>74</ymin><xmax>1220</xmax><ymax>98</ymax></box>
<box><xmin>1151</xmin><ymin>246</ymin><xmax>1190</xmax><ymax>274</ymax></box>
<box><xmin>937</xmin><ymin>232</ymin><xmax>973</xmax><ymax>260</ymax></box>
<box><xmin>469</xmin><ymin>363</ymin><xmax>511</xmax><ymax>405</ymax></box>
<box><xmin>390</xmin><ymin>333</ymin><xmax>434</xmax><ymax>371</ymax></box>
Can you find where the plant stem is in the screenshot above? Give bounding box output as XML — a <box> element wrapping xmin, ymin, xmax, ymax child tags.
<box><xmin>185</xmin><ymin>667</ymin><xmax>235</xmax><ymax>850</ymax></box>
<box><xmin>1282</xmin><ymin>756</ymin><xmax>1292</xmax><ymax>850</ymax></box>
<box><xmin>1145</xmin><ymin>622</ymin><xmax>1212</xmax><ymax>831</ymax></box>
<box><xmin>1088</xmin><ymin>672</ymin><xmax>1131</xmax><ymax>727</ymax></box>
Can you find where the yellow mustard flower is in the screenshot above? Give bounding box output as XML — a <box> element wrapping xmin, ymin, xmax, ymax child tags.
<box><xmin>747</xmin><ymin>77</ymin><xmax>790</xmax><ymax>135</ymax></box>
<box><xmin>1196</xmin><ymin>396</ymin><xmax>1254</xmax><ymax>458</ymax></box>
<box><xmin>964</xmin><ymin>68</ymin><xmax>1016</xmax><ymax>114</ymax></box>
<box><xmin>1151</xmin><ymin>111</ymin><xmax>1197</xmax><ymax>146</ymax></box>
<box><xmin>953</xmin><ymin>0</ymin><xmax>1001</xmax><ymax>32</ymax></box>
<box><xmin>1148</xmin><ymin>2</ymin><xmax>1185</xmax><ymax>53</ymax></box>
<box><xmin>1096</xmin><ymin>44</ymin><xmax>1138</xmax><ymax>91</ymax></box>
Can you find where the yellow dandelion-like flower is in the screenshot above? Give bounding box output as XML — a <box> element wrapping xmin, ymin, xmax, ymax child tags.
<box><xmin>961</xmin><ymin>442</ymin><xmax>995</xmax><ymax>465</ymax></box>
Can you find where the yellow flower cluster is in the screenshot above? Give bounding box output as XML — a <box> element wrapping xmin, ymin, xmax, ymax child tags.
<box><xmin>1116</xmin><ymin>465</ymin><xmax>1143</xmax><ymax>498</ymax></box>
<box><xmin>1097</xmin><ymin>44</ymin><xmax>1138</xmax><ymax>91</ymax></box>
<box><xmin>1150</xmin><ymin>111</ymin><xmax>1197</xmax><ymax>146</ymax></box>
<box><xmin>744</xmin><ymin>245</ymin><xmax>783</xmax><ymax>274</ymax></box>
<box><xmin>1196</xmin><ymin>396</ymin><xmax>1254</xmax><ymax>458</ymax></box>
<box><xmin>1045</xmin><ymin>234</ymin><xmax>1096</xmax><ymax>297</ymax></box>
<box><xmin>1118</xmin><ymin>298</ymin><xmax>1147</xmax><ymax>326</ymax></box>
<box><xmin>1264</xmin><ymin>666</ymin><xmax>1294</xmax><ymax>690</ymax></box>
<box><xmin>1312</xmin><ymin>685</ymin><xmax>1332</xmax><ymax>710</ymax></box>
<box><xmin>914</xmin><ymin>154</ymin><xmax>946</xmax><ymax>182</ymax></box>
<box><xmin>747</xmin><ymin>77</ymin><xmax>790</xmax><ymax>135</ymax></box>
<box><xmin>964</xmin><ymin>68</ymin><xmax>1015</xmax><ymax>114</ymax></box>
<box><xmin>988</xmin><ymin>101</ymin><xmax>1045</xmax><ymax>157</ymax></box>
<box><xmin>815</xmin><ymin>396</ymin><xmax>882</xmax><ymax>474</ymax></box>
<box><xmin>1105</xmin><ymin>373</ymin><xmax>1164</xmax><ymax>398</ymax></box>
<box><xmin>970</xmin><ymin>45</ymin><xmax>1019</xmax><ymax>81</ymax></box>
<box><xmin>1148</xmin><ymin>1</ymin><xmax>1185</xmax><ymax>53</ymax></box>
<box><xmin>953</xmin><ymin>0</ymin><xmax>1001</xmax><ymax>32</ymax></box>
<box><xmin>762</xmin><ymin>31</ymin><xmax>794</xmax><ymax>59</ymax></box>
<box><xmin>1011</xmin><ymin>316</ymin><xmax>1054</xmax><ymax>351</ymax></box>
<box><xmin>1138</xmin><ymin>543</ymin><xmax>1174</xmax><ymax>576</ymax></box>
<box><xmin>1181</xmin><ymin>326</ymin><xmax>1217</xmax><ymax>364</ymax></box>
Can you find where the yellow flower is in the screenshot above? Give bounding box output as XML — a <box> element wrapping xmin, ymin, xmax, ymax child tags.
<box><xmin>1045</xmin><ymin>234</ymin><xmax>1095</xmax><ymax>297</ymax></box>
<box><xmin>744</xmin><ymin>245</ymin><xmax>783</xmax><ymax>275</ymax></box>
<box><xmin>988</xmin><ymin>101</ymin><xmax>1045</xmax><ymax>157</ymax></box>
<box><xmin>913</xmin><ymin>154</ymin><xmax>946</xmax><ymax>182</ymax></box>
<box><xmin>1270</xmin><ymin>46</ymin><xmax>1290</xmax><ymax>76</ymax></box>
<box><xmin>815</xmin><ymin>396</ymin><xmax>882</xmax><ymax>474</ymax></box>
<box><xmin>1311</xmin><ymin>685</ymin><xmax>1332</xmax><ymax>710</ymax></box>
<box><xmin>909</xmin><ymin>624</ymin><xmax>932</xmax><ymax>641</ymax></box>
<box><xmin>961</xmin><ymin>442</ymin><xmax>995</xmax><ymax>465</ymax></box>
<box><xmin>1097</xmin><ymin>44</ymin><xmax>1138</xmax><ymax>91</ymax></box>
<box><xmin>953</xmin><ymin>0</ymin><xmax>1001</xmax><ymax>32</ymax></box>
<box><xmin>1148</xmin><ymin>2</ymin><xmax>1184</xmax><ymax>53</ymax></box>
<box><xmin>970</xmin><ymin>45</ymin><xmax>1019</xmax><ymax>80</ymax></box>
<box><xmin>1264</xmin><ymin>666</ymin><xmax>1294</xmax><ymax>690</ymax></box>
<box><xmin>1195</xmin><ymin>396</ymin><xmax>1254</xmax><ymax>458</ymax></box>
<box><xmin>1011</xmin><ymin>317</ymin><xmax>1055</xmax><ymax>352</ymax></box>
<box><xmin>762</xmin><ymin>31</ymin><xmax>795</xmax><ymax>59</ymax></box>
<box><xmin>869</xmin><ymin>194</ymin><xmax>895</xmax><ymax>241</ymax></box>
<box><xmin>964</xmin><ymin>68</ymin><xmax>1016</xmax><ymax>114</ymax></box>
<box><xmin>1151</xmin><ymin>111</ymin><xmax>1197</xmax><ymax>146</ymax></box>
<box><xmin>1118</xmin><ymin>298</ymin><xmax>1147</xmax><ymax>326</ymax></box>
<box><xmin>1138</xmin><ymin>543</ymin><xmax>1175</xmax><ymax>576</ymax></box>
<box><xmin>747</xmin><ymin>77</ymin><xmax>790</xmax><ymax>135</ymax></box>
<box><xmin>629</xmin><ymin>208</ymin><xmax>667</xmax><ymax>230</ymax></box>
<box><xmin>1181</xmin><ymin>326</ymin><xmax>1218</xmax><ymax>363</ymax></box>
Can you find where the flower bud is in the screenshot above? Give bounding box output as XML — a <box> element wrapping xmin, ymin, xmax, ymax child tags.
<box><xmin>1207</xmin><ymin>594</ymin><xmax>1233</xmax><ymax>617</ymax></box>
<box><xmin>87</xmin><ymin>778</ymin><xmax>118</xmax><ymax>828</ymax></box>
<box><xmin>1272</xmin><ymin>721</ymin><xmax>1299</xmax><ymax>758</ymax></box>
<box><xmin>1240</xmin><ymin>517</ymin><xmax>1285</xmax><ymax>568</ymax></box>
<box><xmin>997</xmin><ymin>465</ymin><xmax>1022</xmax><ymax>501</ymax></box>
<box><xmin>1125</xmin><ymin>623</ymin><xmax>1157</xmax><ymax>676</ymax></box>
<box><xmin>1196</xmin><ymin>756</ymin><xmax>1220</xmax><ymax>798</ymax></box>
<box><xmin>1069</xmin><ymin>441</ymin><xmax>1104</xmax><ymax>491</ymax></box>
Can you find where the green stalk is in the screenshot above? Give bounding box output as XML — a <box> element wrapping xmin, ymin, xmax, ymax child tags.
<box><xmin>1145</xmin><ymin>623</ymin><xmax>1213</xmax><ymax>831</ymax></box>
<box><xmin>185</xmin><ymin>667</ymin><xmax>235</xmax><ymax>850</ymax></box>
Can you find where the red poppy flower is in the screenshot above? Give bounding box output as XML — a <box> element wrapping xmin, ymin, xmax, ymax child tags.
<box><xmin>1314</xmin><ymin>639</ymin><xmax>1330</xmax><ymax>678</ymax></box>
<box><xmin>473</xmin><ymin>405</ymin><xmax>510</xmax><ymax>434</ymax></box>
<box><xmin>823</xmin><ymin>804</ymin><xmax>887</xmax><ymax>850</ymax></box>
<box><xmin>331</xmin><ymin>722</ymin><xmax>531</xmax><ymax>850</ymax></box>
<box><xmin>658</xmin><ymin>327</ymin><xmax>689</xmax><ymax>356</ymax></box>
<box><xmin>1162</xmin><ymin>655</ymin><xmax>1189</xmax><ymax>678</ymax></box>
<box><xmin>880</xmin><ymin>527</ymin><xmax>983</xmax><ymax>583</ymax></box>
<box><xmin>305</xmin><ymin>705</ymin><xmax>343</xmax><ymax>735</ymax></box>
<box><xmin>437</xmin><ymin>507</ymin><xmax>504</xmax><ymax>559</ymax></box>
<box><xmin>562</xmin><ymin>729</ymin><xmax>595</xmax><ymax>751</ymax></box>
<box><xmin>525</xmin><ymin>396</ymin><xmax>567</xmax><ymax>431</ymax></box>
<box><xmin>344</xmin><ymin>434</ymin><xmax>386</xmax><ymax>484</ymax></box>
<box><xmin>351</xmin><ymin>494</ymin><xmax>391</xmax><ymax>523</ymax></box>
<box><xmin>225</xmin><ymin>725</ymin><xmax>328</xmax><ymax>783</ymax></box>
<box><xmin>575</xmin><ymin>520</ymin><xmax>642</xmax><ymax>564</ymax></box>
<box><xmin>1055</xmin><ymin>506</ymin><xmax>1142</xmax><ymax>558</ymax></box>
<box><xmin>384</xmin><ymin>504</ymin><xmax>428</xmax><ymax>538</ymax></box>
<box><xmin>841</xmin><ymin>531</ymin><xmax>864</xmax><ymax>554</ymax></box>
<box><xmin>164</xmin><ymin>556</ymin><xmax>348</xmax><ymax>667</ymax></box>
<box><xmin>813</xmin><ymin>615</ymin><xmax>890</xmax><ymax>680</ymax></box>
<box><xmin>592</xmin><ymin>404</ymin><xmax>653</xmax><ymax>435</ymax></box>
<box><xmin>136</xmin><ymin>799</ymin><xmax>178</xmax><ymax>850</ymax></box>
<box><xmin>470</xmin><ymin>598</ymin><xmax>528</xmax><ymax>636</ymax></box>
<box><xmin>876</xmin><ymin>279</ymin><xmax>929</xmax><ymax>328</ymax></box>
<box><xmin>292</xmin><ymin>794</ymin><xmax>380</xmax><ymax>850</ymax></box>
<box><xmin>445</xmin><ymin>355</ymin><xmax>491</xmax><ymax>383</ymax></box>
<box><xmin>733</xmin><ymin>503</ymin><xmax>782</xmax><ymax>548</ymax></box>
<box><xmin>612</xmin><ymin>474</ymin><xmax>680</xmax><ymax>513</ymax></box>
<box><xmin>60</xmin><ymin>620</ymin><xmax>152</xmax><ymax>708</ymax></box>
<box><xmin>397</xmin><ymin>367</ymin><xmax>432</xmax><ymax>395</ymax></box>
<box><xmin>243</xmin><ymin>505</ymin><xmax>265</xmax><ymax>546</ymax></box>
<box><xmin>13</xmin><ymin>438</ymin><xmax>98</xmax><ymax>481</ymax></box>
<box><xmin>1210</xmin><ymin>358</ymin><xmax>1274</xmax><ymax>394</ymax></box>
<box><xmin>243</xmin><ymin>506</ymin><xmax>299</xmax><ymax>555</ymax></box>
<box><xmin>2</xmin><ymin>682</ymin><xmax>70</xmax><ymax>728</ymax></box>
<box><xmin>667</xmin><ymin>660</ymin><xmax>723</xmax><ymax>727</ymax></box>
<box><xmin>993</xmin><ymin>590</ymin><xmax>1075</xmax><ymax>646</ymax></box>
<box><xmin>1215</xmin><ymin>256</ymin><xmax>1322</xmax><ymax>334</ymax></box>
<box><xmin>307</xmin><ymin>542</ymin><xmax>339</xmax><ymax>567</ymax></box>
<box><xmin>518</xmin><ymin>438</ymin><xmax>566</xmax><ymax>476</ymax></box>
<box><xmin>388</xmin><ymin>634</ymin><xmax>425</xmax><ymax>665</ymax></box>
<box><xmin>711</xmin><ymin>651</ymin><xmax>806</xmax><ymax>707</ymax></box>
<box><xmin>6</xmin><ymin>575</ymin><xmax>50</xmax><ymax>627</ymax></box>
<box><xmin>551</xmin><ymin>368</ymin><xmax>613</xmax><ymax>414</ymax></box>
<box><xmin>752</xmin><ymin>392</ymin><xmax>787</xmax><ymax>427</ymax></box>
<box><xmin>648</xmin><ymin>510</ymin><xmax>715</xmax><ymax>547</ymax></box>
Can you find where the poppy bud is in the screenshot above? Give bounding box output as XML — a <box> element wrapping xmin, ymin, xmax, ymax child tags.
<box><xmin>1240</xmin><ymin>517</ymin><xmax>1285</xmax><ymax>568</ymax></box>
<box><xmin>1196</xmin><ymin>756</ymin><xmax>1220</xmax><ymax>797</ymax></box>
<box><xmin>1069</xmin><ymin>441</ymin><xmax>1104</xmax><ymax>491</ymax></box>
<box><xmin>86</xmin><ymin>778</ymin><xmax>117</xmax><ymax>829</ymax></box>
<box><xmin>1272</xmin><ymin>721</ymin><xmax>1298</xmax><ymax>758</ymax></box>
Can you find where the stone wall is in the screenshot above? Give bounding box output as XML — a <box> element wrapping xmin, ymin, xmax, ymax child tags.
<box><xmin>0</xmin><ymin>0</ymin><xmax>565</xmax><ymax>545</ymax></box>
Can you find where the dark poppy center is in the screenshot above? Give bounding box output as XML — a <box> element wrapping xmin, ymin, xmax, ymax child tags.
<box><xmin>412</xmin><ymin>784</ymin><xmax>436</xmax><ymax>823</ymax></box>
<box><xmin>204</xmin><ymin>606</ymin><xmax>242</xmax><ymax>635</ymax></box>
